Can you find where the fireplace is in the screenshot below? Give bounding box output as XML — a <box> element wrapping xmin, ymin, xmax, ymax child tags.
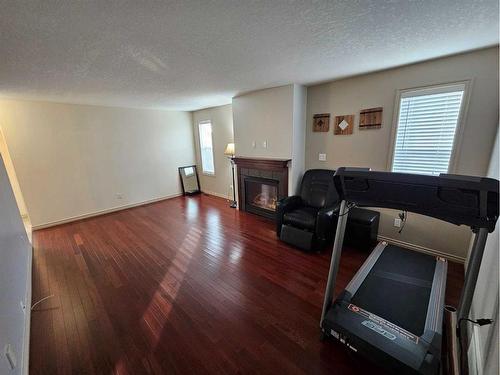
<box><xmin>244</xmin><ymin>177</ymin><xmax>279</xmax><ymax>218</ymax></box>
<box><xmin>233</xmin><ymin>157</ymin><xmax>290</xmax><ymax>220</ymax></box>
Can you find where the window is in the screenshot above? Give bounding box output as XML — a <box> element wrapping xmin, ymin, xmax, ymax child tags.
<box><xmin>198</xmin><ymin>121</ymin><xmax>215</xmax><ymax>175</ymax></box>
<box><xmin>391</xmin><ymin>83</ymin><xmax>466</xmax><ymax>176</ymax></box>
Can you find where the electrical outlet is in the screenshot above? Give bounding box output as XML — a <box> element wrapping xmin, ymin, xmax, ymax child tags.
<box><xmin>5</xmin><ymin>344</ymin><xmax>16</xmax><ymax>370</ymax></box>
<box><xmin>116</xmin><ymin>193</ymin><xmax>123</xmax><ymax>200</ymax></box>
<box><xmin>394</xmin><ymin>218</ymin><xmax>402</xmax><ymax>228</ymax></box>
<box><xmin>262</xmin><ymin>140</ymin><xmax>267</xmax><ymax>148</ymax></box>
<box><xmin>252</xmin><ymin>141</ymin><xmax>256</xmax><ymax>148</ymax></box>
<box><xmin>319</xmin><ymin>153</ymin><xmax>327</xmax><ymax>161</ymax></box>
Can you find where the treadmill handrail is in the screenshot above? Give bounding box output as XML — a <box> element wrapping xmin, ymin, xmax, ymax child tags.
<box><xmin>334</xmin><ymin>168</ymin><xmax>499</xmax><ymax>232</ymax></box>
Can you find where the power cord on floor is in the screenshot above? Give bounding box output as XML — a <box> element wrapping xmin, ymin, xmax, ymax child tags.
<box><xmin>31</xmin><ymin>294</ymin><xmax>55</xmax><ymax>310</ymax></box>
<box><xmin>337</xmin><ymin>202</ymin><xmax>357</xmax><ymax>216</ymax></box>
<box><xmin>457</xmin><ymin>317</ymin><xmax>494</xmax><ymax>365</ymax></box>
<box><xmin>398</xmin><ymin>210</ymin><xmax>408</xmax><ymax>234</ymax></box>
<box><xmin>458</xmin><ymin>317</ymin><xmax>494</xmax><ymax>326</ymax></box>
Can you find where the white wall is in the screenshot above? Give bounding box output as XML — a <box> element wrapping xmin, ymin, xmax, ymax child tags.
<box><xmin>468</xmin><ymin>128</ymin><xmax>499</xmax><ymax>375</ymax></box>
<box><xmin>232</xmin><ymin>84</ymin><xmax>307</xmax><ymax>197</ymax></box>
<box><xmin>290</xmin><ymin>84</ymin><xmax>307</xmax><ymax>195</ymax></box>
<box><xmin>0</xmin><ymin>155</ymin><xmax>32</xmax><ymax>375</ymax></box>
<box><xmin>0</xmin><ymin>99</ymin><xmax>195</xmax><ymax>228</ymax></box>
<box><xmin>233</xmin><ymin>85</ymin><xmax>295</xmax><ymax>159</ymax></box>
<box><xmin>0</xmin><ymin>128</ymin><xmax>29</xmax><ymax>218</ymax></box>
<box><xmin>192</xmin><ymin>104</ymin><xmax>234</xmax><ymax>198</ymax></box>
<box><xmin>305</xmin><ymin>47</ymin><xmax>499</xmax><ymax>260</ymax></box>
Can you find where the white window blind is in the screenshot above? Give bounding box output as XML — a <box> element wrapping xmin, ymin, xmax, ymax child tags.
<box><xmin>198</xmin><ymin>121</ymin><xmax>215</xmax><ymax>174</ymax></box>
<box><xmin>391</xmin><ymin>84</ymin><xmax>465</xmax><ymax>176</ymax></box>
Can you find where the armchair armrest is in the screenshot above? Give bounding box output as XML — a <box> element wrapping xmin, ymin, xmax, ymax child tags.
<box><xmin>316</xmin><ymin>203</ymin><xmax>341</xmax><ymax>241</ymax></box>
<box><xmin>277</xmin><ymin>195</ymin><xmax>302</xmax><ymax>212</ymax></box>
<box><xmin>276</xmin><ymin>195</ymin><xmax>302</xmax><ymax>236</ymax></box>
<box><xmin>318</xmin><ymin>203</ymin><xmax>340</xmax><ymax>217</ymax></box>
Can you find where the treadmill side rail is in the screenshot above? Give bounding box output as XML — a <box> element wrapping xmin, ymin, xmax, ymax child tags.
<box><xmin>320</xmin><ymin>200</ymin><xmax>349</xmax><ymax>326</ymax></box>
<box><xmin>422</xmin><ymin>257</ymin><xmax>448</xmax><ymax>344</ymax></box>
<box><xmin>344</xmin><ymin>241</ymin><xmax>387</xmax><ymax>295</ymax></box>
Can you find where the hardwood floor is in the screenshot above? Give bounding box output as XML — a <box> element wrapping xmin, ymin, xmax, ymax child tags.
<box><xmin>30</xmin><ymin>194</ymin><xmax>464</xmax><ymax>374</ymax></box>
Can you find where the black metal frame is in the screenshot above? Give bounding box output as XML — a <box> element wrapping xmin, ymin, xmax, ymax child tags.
<box><xmin>333</xmin><ymin>167</ymin><xmax>498</xmax><ymax>232</ymax></box>
<box><xmin>178</xmin><ymin>165</ymin><xmax>201</xmax><ymax>195</ymax></box>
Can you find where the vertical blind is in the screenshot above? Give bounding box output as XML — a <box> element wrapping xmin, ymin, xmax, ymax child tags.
<box><xmin>198</xmin><ymin>121</ymin><xmax>215</xmax><ymax>174</ymax></box>
<box><xmin>392</xmin><ymin>85</ymin><xmax>465</xmax><ymax>176</ymax></box>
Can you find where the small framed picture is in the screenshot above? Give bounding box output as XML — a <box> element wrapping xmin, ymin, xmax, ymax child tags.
<box><xmin>334</xmin><ymin>115</ymin><xmax>354</xmax><ymax>135</ymax></box>
<box><xmin>359</xmin><ymin>107</ymin><xmax>383</xmax><ymax>129</ymax></box>
<box><xmin>313</xmin><ymin>113</ymin><xmax>330</xmax><ymax>132</ymax></box>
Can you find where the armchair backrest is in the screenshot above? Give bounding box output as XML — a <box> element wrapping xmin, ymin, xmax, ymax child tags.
<box><xmin>299</xmin><ymin>169</ymin><xmax>338</xmax><ymax>208</ymax></box>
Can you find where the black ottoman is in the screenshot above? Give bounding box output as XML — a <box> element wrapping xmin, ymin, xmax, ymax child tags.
<box><xmin>345</xmin><ymin>208</ymin><xmax>380</xmax><ymax>249</ymax></box>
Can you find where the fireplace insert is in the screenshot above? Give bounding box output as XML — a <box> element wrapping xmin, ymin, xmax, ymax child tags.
<box><xmin>244</xmin><ymin>177</ymin><xmax>279</xmax><ymax>219</ymax></box>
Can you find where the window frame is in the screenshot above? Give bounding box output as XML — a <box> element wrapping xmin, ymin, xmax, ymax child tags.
<box><xmin>198</xmin><ymin>120</ymin><xmax>216</xmax><ymax>176</ymax></box>
<box><xmin>387</xmin><ymin>80</ymin><xmax>472</xmax><ymax>175</ymax></box>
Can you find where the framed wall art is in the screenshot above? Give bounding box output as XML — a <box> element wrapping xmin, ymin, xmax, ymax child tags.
<box><xmin>313</xmin><ymin>113</ymin><xmax>330</xmax><ymax>132</ymax></box>
<box><xmin>359</xmin><ymin>107</ymin><xmax>383</xmax><ymax>129</ymax></box>
<box><xmin>334</xmin><ymin>114</ymin><xmax>354</xmax><ymax>135</ymax></box>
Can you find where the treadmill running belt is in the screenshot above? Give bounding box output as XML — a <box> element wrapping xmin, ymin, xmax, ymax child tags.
<box><xmin>351</xmin><ymin>245</ymin><xmax>436</xmax><ymax>336</ymax></box>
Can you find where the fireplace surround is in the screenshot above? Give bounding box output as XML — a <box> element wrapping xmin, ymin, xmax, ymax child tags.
<box><xmin>233</xmin><ymin>157</ymin><xmax>290</xmax><ymax>219</ymax></box>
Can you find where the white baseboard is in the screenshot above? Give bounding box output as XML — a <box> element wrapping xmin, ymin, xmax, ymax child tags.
<box><xmin>32</xmin><ymin>193</ymin><xmax>182</xmax><ymax>230</ymax></box>
<box><xmin>377</xmin><ymin>235</ymin><xmax>466</xmax><ymax>263</ymax></box>
<box><xmin>202</xmin><ymin>190</ymin><xmax>231</xmax><ymax>200</ymax></box>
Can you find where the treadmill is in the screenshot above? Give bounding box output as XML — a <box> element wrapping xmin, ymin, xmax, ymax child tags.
<box><xmin>320</xmin><ymin>168</ymin><xmax>499</xmax><ymax>375</ymax></box>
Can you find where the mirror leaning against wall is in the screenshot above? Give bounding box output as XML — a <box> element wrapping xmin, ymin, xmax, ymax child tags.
<box><xmin>178</xmin><ymin>165</ymin><xmax>201</xmax><ymax>195</ymax></box>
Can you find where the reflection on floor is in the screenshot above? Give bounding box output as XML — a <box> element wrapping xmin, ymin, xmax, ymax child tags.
<box><xmin>30</xmin><ymin>194</ymin><xmax>465</xmax><ymax>374</ymax></box>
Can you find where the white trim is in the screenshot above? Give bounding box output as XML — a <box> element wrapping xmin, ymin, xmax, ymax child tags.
<box><xmin>22</xmin><ymin>245</ymin><xmax>32</xmax><ymax>375</ymax></box>
<box><xmin>377</xmin><ymin>235</ymin><xmax>466</xmax><ymax>263</ymax></box>
<box><xmin>201</xmin><ymin>190</ymin><xmax>231</xmax><ymax>200</ymax></box>
<box><xmin>386</xmin><ymin>79</ymin><xmax>472</xmax><ymax>174</ymax></box>
<box><xmin>31</xmin><ymin>193</ymin><xmax>182</xmax><ymax>230</ymax></box>
<box><xmin>448</xmin><ymin>79</ymin><xmax>473</xmax><ymax>174</ymax></box>
<box><xmin>400</xmin><ymin>82</ymin><xmax>467</xmax><ymax>98</ymax></box>
<box><xmin>198</xmin><ymin>120</ymin><xmax>216</xmax><ymax>176</ymax></box>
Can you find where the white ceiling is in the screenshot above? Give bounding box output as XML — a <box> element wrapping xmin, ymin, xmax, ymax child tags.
<box><xmin>0</xmin><ymin>1</ymin><xmax>498</xmax><ymax>111</ymax></box>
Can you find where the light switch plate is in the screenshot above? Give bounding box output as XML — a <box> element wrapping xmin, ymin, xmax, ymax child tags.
<box><xmin>319</xmin><ymin>153</ymin><xmax>327</xmax><ymax>161</ymax></box>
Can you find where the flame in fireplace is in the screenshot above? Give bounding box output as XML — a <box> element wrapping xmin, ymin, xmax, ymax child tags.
<box><xmin>252</xmin><ymin>193</ymin><xmax>277</xmax><ymax>211</ymax></box>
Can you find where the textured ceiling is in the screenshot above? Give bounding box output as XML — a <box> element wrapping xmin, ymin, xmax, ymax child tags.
<box><xmin>0</xmin><ymin>0</ymin><xmax>498</xmax><ymax>111</ymax></box>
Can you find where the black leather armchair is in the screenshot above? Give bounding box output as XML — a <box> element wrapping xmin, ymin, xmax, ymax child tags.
<box><xmin>277</xmin><ymin>169</ymin><xmax>339</xmax><ymax>251</ymax></box>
